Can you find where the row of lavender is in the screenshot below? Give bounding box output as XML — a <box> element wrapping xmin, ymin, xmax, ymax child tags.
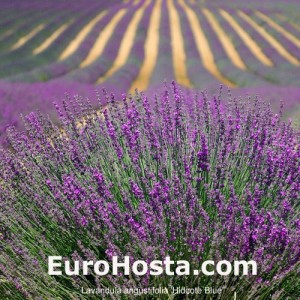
<box><xmin>0</xmin><ymin>0</ymin><xmax>299</xmax><ymax>88</ymax></box>
<box><xmin>0</xmin><ymin>1</ymin><xmax>122</xmax><ymax>79</ymax></box>
<box><xmin>0</xmin><ymin>0</ymin><xmax>300</xmax><ymax>143</ymax></box>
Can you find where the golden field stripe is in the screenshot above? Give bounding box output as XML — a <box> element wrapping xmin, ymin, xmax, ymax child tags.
<box><xmin>238</xmin><ymin>11</ymin><xmax>300</xmax><ymax>66</ymax></box>
<box><xmin>178</xmin><ymin>0</ymin><xmax>236</xmax><ymax>87</ymax></box>
<box><xmin>167</xmin><ymin>0</ymin><xmax>192</xmax><ymax>88</ymax></box>
<box><xmin>33</xmin><ymin>21</ymin><xmax>73</xmax><ymax>55</ymax></box>
<box><xmin>10</xmin><ymin>24</ymin><xmax>45</xmax><ymax>50</ymax></box>
<box><xmin>220</xmin><ymin>9</ymin><xmax>273</xmax><ymax>66</ymax></box>
<box><xmin>130</xmin><ymin>0</ymin><xmax>162</xmax><ymax>92</ymax></box>
<box><xmin>275</xmin><ymin>14</ymin><xmax>300</xmax><ymax>32</ymax></box>
<box><xmin>289</xmin><ymin>21</ymin><xmax>300</xmax><ymax>32</ymax></box>
<box><xmin>255</xmin><ymin>11</ymin><xmax>300</xmax><ymax>49</ymax></box>
<box><xmin>202</xmin><ymin>8</ymin><xmax>247</xmax><ymax>70</ymax></box>
<box><xmin>0</xmin><ymin>29</ymin><xmax>14</xmax><ymax>41</ymax></box>
<box><xmin>1</xmin><ymin>12</ymin><xmax>48</xmax><ymax>42</ymax></box>
<box><xmin>59</xmin><ymin>10</ymin><xmax>107</xmax><ymax>61</ymax></box>
<box><xmin>133</xmin><ymin>0</ymin><xmax>140</xmax><ymax>5</ymax></box>
<box><xmin>97</xmin><ymin>0</ymin><xmax>151</xmax><ymax>84</ymax></box>
<box><xmin>80</xmin><ymin>9</ymin><xmax>127</xmax><ymax>68</ymax></box>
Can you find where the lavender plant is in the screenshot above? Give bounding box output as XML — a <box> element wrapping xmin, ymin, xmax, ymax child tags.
<box><xmin>0</xmin><ymin>82</ymin><xmax>299</xmax><ymax>299</ymax></box>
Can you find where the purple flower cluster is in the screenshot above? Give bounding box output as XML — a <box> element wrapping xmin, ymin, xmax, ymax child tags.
<box><xmin>0</xmin><ymin>82</ymin><xmax>299</xmax><ymax>299</ymax></box>
<box><xmin>0</xmin><ymin>80</ymin><xmax>103</xmax><ymax>146</ymax></box>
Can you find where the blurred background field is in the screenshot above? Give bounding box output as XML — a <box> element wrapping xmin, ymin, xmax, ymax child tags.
<box><xmin>0</xmin><ymin>0</ymin><xmax>299</xmax><ymax>138</ymax></box>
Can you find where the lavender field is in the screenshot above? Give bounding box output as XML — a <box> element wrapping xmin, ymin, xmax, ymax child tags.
<box><xmin>0</xmin><ymin>0</ymin><xmax>300</xmax><ymax>299</ymax></box>
<box><xmin>0</xmin><ymin>0</ymin><xmax>300</xmax><ymax>135</ymax></box>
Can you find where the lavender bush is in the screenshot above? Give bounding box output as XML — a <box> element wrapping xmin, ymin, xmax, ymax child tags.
<box><xmin>0</xmin><ymin>82</ymin><xmax>299</xmax><ymax>299</ymax></box>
